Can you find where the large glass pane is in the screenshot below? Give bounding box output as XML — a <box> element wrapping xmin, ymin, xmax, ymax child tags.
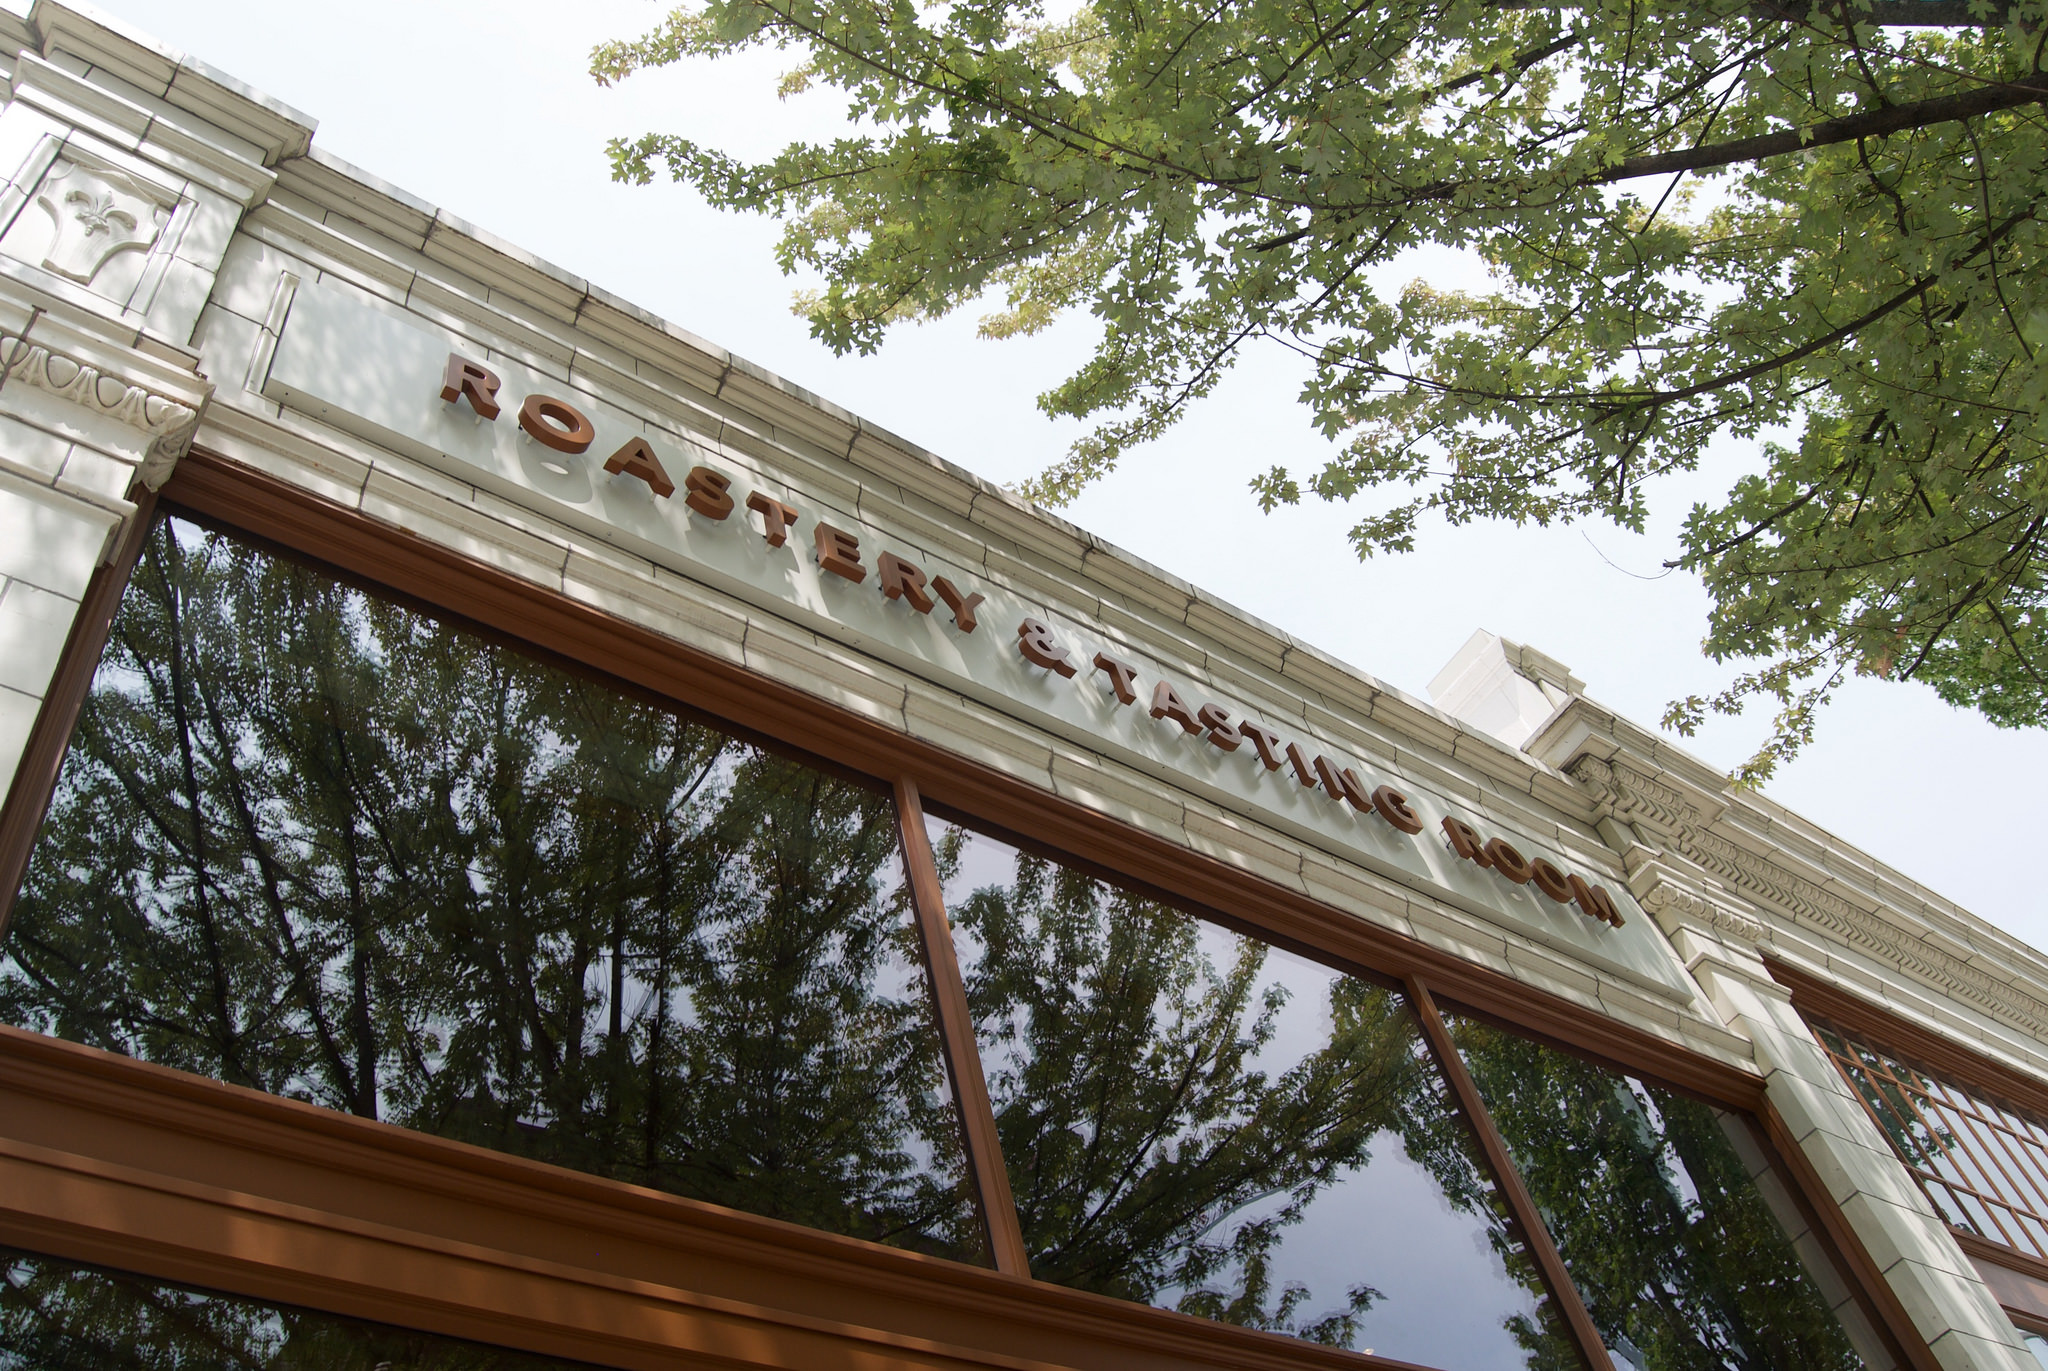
<box><xmin>1</xmin><ymin>517</ymin><xmax>981</xmax><ymax>1261</ymax></box>
<box><xmin>0</xmin><ymin>1246</ymin><xmax>590</xmax><ymax>1369</ymax></box>
<box><xmin>928</xmin><ymin>816</ymin><xmax>1576</xmax><ymax>1367</ymax></box>
<box><xmin>1445</xmin><ymin>1011</ymin><xmax>1874</xmax><ymax>1371</ymax></box>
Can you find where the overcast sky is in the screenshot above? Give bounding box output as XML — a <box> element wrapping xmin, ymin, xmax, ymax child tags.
<box><xmin>92</xmin><ymin>0</ymin><xmax>2048</xmax><ymax>951</ymax></box>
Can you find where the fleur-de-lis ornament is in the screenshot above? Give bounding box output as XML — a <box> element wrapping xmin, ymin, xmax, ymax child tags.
<box><xmin>35</xmin><ymin>161</ymin><xmax>163</xmax><ymax>284</ymax></box>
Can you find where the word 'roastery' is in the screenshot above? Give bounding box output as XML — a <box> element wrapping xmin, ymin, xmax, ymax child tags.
<box><xmin>440</xmin><ymin>353</ymin><xmax>986</xmax><ymax>633</ymax></box>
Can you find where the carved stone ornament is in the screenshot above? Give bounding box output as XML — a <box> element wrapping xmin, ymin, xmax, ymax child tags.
<box><xmin>0</xmin><ymin>329</ymin><xmax>201</xmax><ymax>485</ymax></box>
<box><xmin>1569</xmin><ymin>754</ymin><xmax>2048</xmax><ymax>1036</ymax></box>
<box><xmin>34</xmin><ymin>160</ymin><xmax>165</xmax><ymax>284</ymax></box>
<box><xmin>1639</xmin><ymin>879</ymin><xmax>1770</xmax><ymax>945</ymax></box>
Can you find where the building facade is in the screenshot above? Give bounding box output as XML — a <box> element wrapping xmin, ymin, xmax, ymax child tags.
<box><xmin>0</xmin><ymin>6</ymin><xmax>2046</xmax><ymax>1370</ymax></box>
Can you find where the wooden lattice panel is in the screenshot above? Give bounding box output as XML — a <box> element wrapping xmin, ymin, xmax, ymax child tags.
<box><xmin>1815</xmin><ymin>1019</ymin><xmax>2048</xmax><ymax>1262</ymax></box>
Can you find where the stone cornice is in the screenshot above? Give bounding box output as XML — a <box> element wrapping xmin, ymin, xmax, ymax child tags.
<box><xmin>25</xmin><ymin>1</ymin><xmax>316</xmax><ymax>166</ymax></box>
<box><xmin>1564</xmin><ymin>749</ymin><xmax>2048</xmax><ymax>1041</ymax></box>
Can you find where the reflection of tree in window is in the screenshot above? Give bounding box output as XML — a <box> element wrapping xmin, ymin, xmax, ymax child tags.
<box><xmin>1</xmin><ymin>518</ymin><xmax>980</xmax><ymax>1261</ymax></box>
<box><xmin>931</xmin><ymin>820</ymin><xmax>1577</xmax><ymax>1367</ymax></box>
<box><xmin>1445</xmin><ymin>1013</ymin><xmax>1872</xmax><ymax>1371</ymax></box>
<box><xmin>0</xmin><ymin>1246</ymin><xmax>587</xmax><ymax>1369</ymax></box>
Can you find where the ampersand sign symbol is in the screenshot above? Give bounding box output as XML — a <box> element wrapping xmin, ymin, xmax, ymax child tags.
<box><xmin>1017</xmin><ymin>618</ymin><xmax>1078</xmax><ymax>677</ymax></box>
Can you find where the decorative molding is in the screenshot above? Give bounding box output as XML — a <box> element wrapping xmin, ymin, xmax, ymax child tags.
<box><xmin>1569</xmin><ymin>755</ymin><xmax>2048</xmax><ymax>1037</ymax></box>
<box><xmin>33</xmin><ymin>160</ymin><xmax>167</xmax><ymax>286</ymax></box>
<box><xmin>1640</xmin><ymin>878</ymin><xmax>1770</xmax><ymax>945</ymax></box>
<box><xmin>0</xmin><ymin>329</ymin><xmax>201</xmax><ymax>483</ymax></box>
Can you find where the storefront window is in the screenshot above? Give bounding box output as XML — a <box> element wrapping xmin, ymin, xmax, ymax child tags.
<box><xmin>1444</xmin><ymin>1011</ymin><xmax>1873</xmax><ymax>1370</ymax></box>
<box><xmin>1812</xmin><ymin>1018</ymin><xmax>2048</xmax><ymax>1263</ymax></box>
<box><xmin>925</xmin><ymin>815</ymin><xmax>1574</xmax><ymax>1368</ymax></box>
<box><xmin>0</xmin><ymin>512</ymin><xmax>1936</xmax><ymax>1369</ymax></box>
<box><xmin>0</xmin><ymin>1246</ymin><xmax>587</xmax><ymax>1369</ymax></box>
<box><xmin>0</xmin><ymin>518</ymin><xmax>983</xmax><ymax>1261</ymax></box>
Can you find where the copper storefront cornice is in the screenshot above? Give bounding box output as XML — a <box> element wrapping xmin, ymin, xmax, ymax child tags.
<box><xmin>0</xmin><ymin>1022</ymin><xmax>1445</xmax><ymax>1371</ymax></box>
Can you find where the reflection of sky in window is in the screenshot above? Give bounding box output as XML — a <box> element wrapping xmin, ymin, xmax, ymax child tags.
<box><xmin>1198</xmin><ymin>1119</ymin><xmax>1543</xmax><ymax>1368</ymax></box>
<box><xmin>1631</xmin><ymin>1081</ymin><xmax>1703</xmax><ymax>1214</ymax></box>
<box><xmin>930</xmin><ymin>817</ymin><xmax>1546</xmax><ymax>1370</ymax></box>
<box><xmin>1202</xmin><ymin>938</ymin><xmax>1544</xmax><ymax>1370</ymax></box>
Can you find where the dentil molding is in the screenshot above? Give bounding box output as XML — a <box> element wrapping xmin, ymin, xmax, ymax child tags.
<box><xmin>1637</xmin><ymin>875</ymin><xmax>1771</xmax><ymax>946</ymax></box>
<box><xmin>1569</xmin><ymin>754</ymin><xmax>2048</xmax><ymax>1037</ymax></box>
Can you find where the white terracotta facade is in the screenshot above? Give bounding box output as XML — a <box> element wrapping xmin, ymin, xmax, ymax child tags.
<box><xmin>0</xmin><ymin>5</ymin><xmax>2043</xmax><ymax>1370</ymax></box>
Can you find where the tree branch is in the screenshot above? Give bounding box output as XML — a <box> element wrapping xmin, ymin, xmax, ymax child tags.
<box><xmin>1593</xmin><ymin>75</ymin><xmax>2048</xmax><ymax>184</ymax></box>
<box><xmin>1672</xmin><ymin>480</ymin><xmax>1829</xmax><ymax>565</ymax></box>
<box><xmin>1592</xmin><ymin>206</ymin><xmax>2032</xmax><ymax>414</ymax></box>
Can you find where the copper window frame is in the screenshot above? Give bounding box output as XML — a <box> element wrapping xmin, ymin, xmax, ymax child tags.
<box><xmin>1775</xmin><ymin>959</ymin><xmax>2048</xmax><ymax>1338</ymax></box>
<box><xmin>0</xmin><ymin>450</ymin><xmax>1934</xmax><ymax>1371</ymax></box>
<box><xmin>1811</xmin><ymin>1019</ymin><xmax>2048</xmax><ymax>1258</ymax></box>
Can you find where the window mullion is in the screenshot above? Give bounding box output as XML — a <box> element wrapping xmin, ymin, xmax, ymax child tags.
<box><xmin>0</xmin><ymin>490</ymin><xmax>159</xmax><ymax>940</ymax></box>
<box><xmin>893</xmin><ymin>775</ymin><xmax>1031</xmax><ymax>1277</ymax></box>
<box><xmin>1405</xmin><ymin>973</ymin><xmax>1616</xmax><ymax>1371</ymax></box>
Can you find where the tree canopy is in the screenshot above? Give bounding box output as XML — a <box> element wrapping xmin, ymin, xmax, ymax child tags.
<box><xmin>592</xmin><ymin>0</ymin><xmax>2048</xmax><ymax>778</ymax></box>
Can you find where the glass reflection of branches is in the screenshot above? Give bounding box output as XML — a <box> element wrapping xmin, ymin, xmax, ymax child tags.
<box><xmin>0</xmin><ymin>1246</ymin><xmax>585</xmax><ymax>1369</ymax></box>
<box><xmin>1446</xmin><ymin>1013</ymin><xmax>1874</xmax><ymax>1371</ymax></box>
<box><xmin>927</xmin><ymin>818</ymin><xmax>1572</xmax><ymax>1369</ymax></box>
<box><xmin>0</xmin><ymin>518</ymin><xmax>980</xmax><ymax>1260</ymax></box>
